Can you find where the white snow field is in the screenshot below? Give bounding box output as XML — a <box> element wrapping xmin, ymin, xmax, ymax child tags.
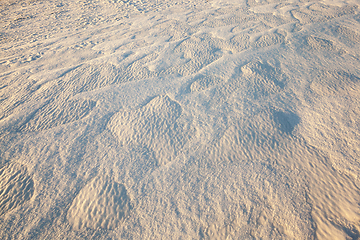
<box><xmin>1</xmin><ymin>0</ymin><xmax>360</xmax><ymax>239</ymax></box>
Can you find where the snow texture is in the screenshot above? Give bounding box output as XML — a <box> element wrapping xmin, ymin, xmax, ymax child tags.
<box><xmin>1</xmin><ymin>0</ymin><xmax>360</xmax><ymax>239</ymax></box>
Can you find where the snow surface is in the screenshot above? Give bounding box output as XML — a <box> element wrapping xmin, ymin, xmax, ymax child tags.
<box><xmin>1</xmin><ymin>0</ymin><xmax>360</xmax><ymax>239</ymax></box>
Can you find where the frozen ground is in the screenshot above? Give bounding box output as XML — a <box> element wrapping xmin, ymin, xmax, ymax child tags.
<box><xmin>1</xmin><ymin>0</ymin><xmax>360</xmax><ymax>239</ymax></box>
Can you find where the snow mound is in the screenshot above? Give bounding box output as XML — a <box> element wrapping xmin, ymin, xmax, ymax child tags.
<box><xmin>0</xmin><ymin>163</ymin><xmax>34</xmax><ymax>216</ymax></box>
<box><xmin>240</xmin><ymin>60</ymin><xmax>285</xmax><ymax>99</ymax></box>
<box><xmin>67</xmin><ymin>176</ymin><xmax>131</xmax><ymax>230</ymax></box>
<box><xmin>108</xmin><ymin>95</ymin><xmax>192</xmax><ymax>166</ymax></box>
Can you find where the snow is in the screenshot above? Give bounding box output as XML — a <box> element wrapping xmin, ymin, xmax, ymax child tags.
<box><xmin>1</xmin><ymin>0</ymin><xmax>360</xmax><ymax>239</ymax></box>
